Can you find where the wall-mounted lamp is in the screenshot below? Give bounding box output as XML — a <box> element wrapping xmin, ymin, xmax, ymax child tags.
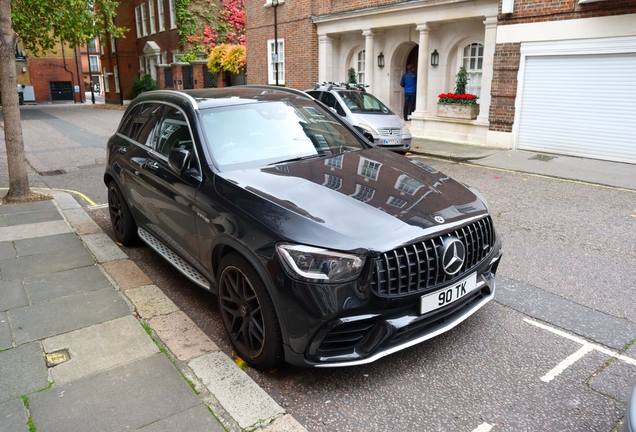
<box><xmin>21</xmin><ymin>67</ymin><xmax>26</xmax><ymax>73</ymax></box>
<box><xmin>377</xmin><ymin>52</ymin><xmax>385</xmax><ymax>68</ymax></box>
<box><xmin>430</xmin><ymin>49</ymin><xmax>439</xmax><ymax>67</ymax></box>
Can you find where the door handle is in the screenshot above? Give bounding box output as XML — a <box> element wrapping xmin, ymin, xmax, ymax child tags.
<box><xmin>145</xmin><ymin>160</ymin><xmax>159</xmax><ymax>171</ymax></box>
<box><xmin>118</xmin><ymin>147</ymin><xmax>127</xmax><ymax>154</ymax></box>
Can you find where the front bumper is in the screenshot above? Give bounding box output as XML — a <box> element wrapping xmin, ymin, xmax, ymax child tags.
<box><xmin>279</xmin><ymin>247</ymin><xmax>502</xmax><ymax>367</ymax></box>
<box><xmin>373</xmin><ymin>136</ymin><xmax>412</xmax><ymax>152</ymax></box>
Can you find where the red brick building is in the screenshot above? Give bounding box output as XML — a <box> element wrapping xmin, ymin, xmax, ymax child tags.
<box><xmin>19</xmin><ymin>41</ymin><xmax>86</xmax><ymax>104</ymax></box>
<box><xmin>246</xmin><ymin>0</ymin><xmax>636</xmax><ymax>164</ymax></box>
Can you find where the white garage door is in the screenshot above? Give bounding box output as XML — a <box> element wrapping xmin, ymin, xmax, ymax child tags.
<box><xmin>517</xmin><ymin>53</ymin><xmax>636</xmax><ymax>164</ymax></box>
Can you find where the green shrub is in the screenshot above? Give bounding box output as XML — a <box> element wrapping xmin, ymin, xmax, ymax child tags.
<box><xmin>347</xmin><ymin>67</ymin><xmax>357</xmax><ymax>84</ymax></box>
<box><xmin>131</xmin><ymin>74</ymin><xmax>158</xmax><ymax>99</ymax></box>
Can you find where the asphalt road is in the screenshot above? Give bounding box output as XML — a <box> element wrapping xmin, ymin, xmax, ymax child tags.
<box><xmin>4</xmin><ymin>104</ymin><xmax>635</xmax><ymax>431</ymax></box>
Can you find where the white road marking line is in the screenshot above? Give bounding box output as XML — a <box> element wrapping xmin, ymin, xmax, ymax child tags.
<box><xmin>541</xmin><ymin>344</ymin><xmax>595</xmax><ymax>382</ymax></box>
<box><xmin>472</xmin><ymin>423</ymin><xmax>494</xmax><ymax>432</ymax></box>
<box><xmin>524</xmin><ymin>318</ymin><xmax>636</xmax><ymax>382</ymax></box>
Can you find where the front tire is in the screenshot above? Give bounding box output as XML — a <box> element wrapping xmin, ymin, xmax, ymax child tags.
<box><xmin>107</xmin><ymin>181</ymin><xmax>138</xmax><ymax>246</ymax></box>
<box><xmin>217</xmin><ymin>253</ymin><xmax>283</xmax><ymax>370</ymax></box>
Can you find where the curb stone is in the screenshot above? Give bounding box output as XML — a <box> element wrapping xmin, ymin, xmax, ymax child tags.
<box><xmin>51</xmin><ymin>192</ymin><xmax>307</xmax><ymax>432</ymax></box>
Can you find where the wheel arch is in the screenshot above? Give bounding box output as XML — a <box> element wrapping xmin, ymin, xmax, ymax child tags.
<box><xmin>210</xmin><ymin>237</ymin><xmax>290</xmax><ymax>349</ymax></box>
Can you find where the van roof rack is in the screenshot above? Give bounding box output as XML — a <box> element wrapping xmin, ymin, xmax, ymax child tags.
<box><xmin>313</xmin><ymin>82</ymin><xmax>369</xmax><ymax>92</ymax></box>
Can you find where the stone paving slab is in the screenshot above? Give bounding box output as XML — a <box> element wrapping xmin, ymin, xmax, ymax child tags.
<box><xmin>0</xmin><ymin>220</ymin><xmax>70</xmax><ymax>243</ymax></box>
<box><xmin>138</xmin><ymin>404</ymin><xmax>224</xmax><ymax>431</ymax></box>
<box><xmin>588</xmin><ymin>358</ymin><xmax>636</xmax><ymax>404</ymax></box>
<box><xmin>29</xmin><ymin>354</ymin><xmax>203</xmax><ymax>432</ymax></box>
<box><xmin>81</xmin><ymin>233</ymin><xmax>128</xmax><ymax>263</ymax></box>
<box><xmin>0</xmin><ymin>311</ymin><xmax>10</xmax><ymax>349</ymax></box>
<box><xmin>14</xmin><ymin>232</ymin><xmax>83</xmax><ymax>257</ymax></box>
<box><xmin>495</xmin><ymin>277</ymin><xmax>636</xmax><ymax>350</ymax></box>
<box><xmin>5</xmin><ymin>209</ymin><xmax>62</xmax><ymax>226</ymax></box>
<box><xmin>102</xmin><ymin>259</ymin><xmax>153</xmax><ymax>290</ymax></box>
<box><xmin>0</xmin><ymin>245</ymin><xmax>94</xmax><ymax>281</ymax></box>
<box><xmin>149</xmin><ymin>311</ymin><xmax>219</xmax><ymax>361</ymax></box>
<box><xmin>0</xmin><ymin>343</ymin><xmax>49</xmax><ymax>404</ymax></box>
<box><xmin>10</xmin><ymin>288</ymin><xmax>130</xmax><ymax>345</ymax></box>
<box><xmin>126</xmin><ymin>285</ymin><xmax>180</xmax><ymax>319</ymax></box>
<box><xmin>189</xmin><ymin>351</ymin><xmax>285</xmax><ymax>430</ymax></box>
<box><xmin>0</xmin><ymin>200</ymin><xmax>56</xmax><ymax>215</ymax></box>
<box><xmin>0</xmin><ymin>280</ymin><xmax>27</xmax><ymax>311</ymax></box>
<box><xmin>262</xmin><ymin>414</ymin><xmax>308</xmax><ymax>432</ymax></box>
<box><xmin>0</xmin><ymin>241</ymin><xmax>15</xmax><ymax>260</ymax></box>
<box><xmin>50</xmin><ymin>191</ymin><xmax>81</xmax><ymax>210</ymax></box>
<box><xmin>24</xmin><ymin>265</ymin><xmax>112</xmax><ymax>304</ymax></box>
<box><xmin>42</xmin><ymin>316</ymin><xmax>159</xmax><ymax>385</ymax></box>
<box><xmin>0</xmin><ymin>398</ymin><xmax>29</xmax><ymax>432</ymax></box>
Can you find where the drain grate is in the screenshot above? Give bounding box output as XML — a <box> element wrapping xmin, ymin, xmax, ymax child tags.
<box><xmin>529</xmin><ymin>154</ymin><xmax>558</xmax><ymax>162</ymax></box>
<box><xmin>38</xmin><ymin>169</ymin><xmax>66</xmax><ymax>176</ymax></box>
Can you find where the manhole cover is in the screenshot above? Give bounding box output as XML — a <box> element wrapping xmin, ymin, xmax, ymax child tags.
<box><xmin>529</xmin><ymin>154</ymin><xmax>558</xmax><ymax>162</ymax></box>
<box><xmin>38</xmin><ymin>169</ymin><xmax>66</xmax><ymax>176</ymax></box>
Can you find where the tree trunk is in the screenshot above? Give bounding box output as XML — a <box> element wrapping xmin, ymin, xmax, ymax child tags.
<box><xmin>0</xmin><ymin>0</ymin><xmax>32</xmax><ymax>200</ymax></box>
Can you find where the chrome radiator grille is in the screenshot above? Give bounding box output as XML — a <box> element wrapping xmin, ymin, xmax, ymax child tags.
<box><xmin>370</xmin><ymin>216</ymin><xmax>495</xmax><ymax>297</ymax></box>
<box><xmin>377</xmin><ymin>127</ymin><xmax>401</xmax><ymax>136</ymax></box>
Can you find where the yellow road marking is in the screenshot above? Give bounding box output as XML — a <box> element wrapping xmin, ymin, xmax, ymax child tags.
<box><xmin>0</xmin><ymin>187</ymin><xmax>99</xmax><ymax>206</ymax></box>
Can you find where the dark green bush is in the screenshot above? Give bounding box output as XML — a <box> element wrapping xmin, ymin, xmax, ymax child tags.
<box><xmin>131</xmin><ymin>74</ymin><xmax>158</xmax><ymax>99</ymax></box>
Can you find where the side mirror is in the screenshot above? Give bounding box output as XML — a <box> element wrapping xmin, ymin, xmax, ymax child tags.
<box><xmin>168</xmin><ymin>148</ymin><xmax>198</xmax><ymax>177</ymax></box>
<box><xmin>353</xmin><ymin>126</ymin><xmax>374</xmax><ymax>144</ymax></box>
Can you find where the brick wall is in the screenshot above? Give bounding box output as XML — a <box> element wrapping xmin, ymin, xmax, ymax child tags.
<box><xmin>20</xmin><ymin>42</ymin><xmax>84</xmax><ymax>103</ymax></box>
<box><xmin>498</xmin><ymin>0</ymin><xmax>636</xmax><ymax>24</ymax></box>
<box><xmin>317</xmin><ymin>0</ymin><xmax>411</xmax><ymax>15</ymax></box>
<box><xmin>489</xmin><ymin>43</ymin><xmax>520</xmax><ymax>133</ymax></box>
<box><xmin>246</xmin><ymin>0</ymin><xmax>318</xmax><ymax>90</ymax></box>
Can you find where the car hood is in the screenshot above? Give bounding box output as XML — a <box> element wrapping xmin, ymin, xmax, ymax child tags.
<box><xmin>215</xmin><ymin>148</ymin><xmax>488</xmax><ymax>253</ymax></box>
<box><xmin>349</xmin><ymin>112</ymin><xmax>404</xmax><ymax>131</ymax></box>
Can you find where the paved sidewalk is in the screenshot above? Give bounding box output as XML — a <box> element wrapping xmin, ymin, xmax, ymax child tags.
<box><xmin>409</xmin><ymin>138</ymin><xmax>636</xmax><ymax>191</ymax></box>
<box><xmin>0</xmin><ymin>193</ymin><xmax>305</xmax><ymax>432</ymax></box>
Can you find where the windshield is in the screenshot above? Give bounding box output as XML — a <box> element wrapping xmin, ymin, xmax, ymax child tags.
<box><xmin>200</xmin><ymin>100</ymin><xmax>366</xmax><ymax>170</ymax></box>
<box><xmin>337</xmin><ymin>91</ymin><xmax>391</xmax><ymax>114</ymax></box>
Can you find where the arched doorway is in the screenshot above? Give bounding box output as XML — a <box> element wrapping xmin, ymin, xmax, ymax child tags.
<box><xmin>390</xmin><ymin>43</ymin><xmax>418</xmax><ymax>117</ymax></box>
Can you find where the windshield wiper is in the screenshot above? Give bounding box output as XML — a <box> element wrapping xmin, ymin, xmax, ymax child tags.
<box><xmin>268</xmin><ymin>153</ymin><xmax>328</xmax><ymax>165</ymax></box>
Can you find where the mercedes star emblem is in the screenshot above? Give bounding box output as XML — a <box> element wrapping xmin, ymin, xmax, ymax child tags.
<box><xmin>440</xmin><ymin>237</ymin><xmax>465</xmax><ymax>276</ymax></box>
<box><xmin>434</xmin><ymin>216</ymin><xmax>445</xmax><ymax>224</ymax></box>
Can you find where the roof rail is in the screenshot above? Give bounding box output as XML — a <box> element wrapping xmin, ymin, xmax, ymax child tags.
<box><xmin>313</xmin><ymin>82</ymin><xmax>370</xmax><ymax>92</ymax></box>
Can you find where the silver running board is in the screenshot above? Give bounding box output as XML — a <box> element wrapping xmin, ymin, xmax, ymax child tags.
<box><xmin>137</xmin><ymin>227</ymin><xmax>211</xmax><ymax>290</ymax></box>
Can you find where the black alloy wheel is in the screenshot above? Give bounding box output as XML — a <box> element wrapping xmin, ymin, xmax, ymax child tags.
<box><xmin>107</xmin><ymin>181</ymin><xmax>137</xmax><ymax>246</ymax></box>
<box><xmin>217</xmin><ymin>254</ymin><xmax>283</xmax><ymax>370</ymax></box>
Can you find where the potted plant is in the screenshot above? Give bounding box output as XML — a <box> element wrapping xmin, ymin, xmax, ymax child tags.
<box><xmin>437</xmin><ymin>66</ymin><xmax>479</xmax><ymax>120</ymax></box>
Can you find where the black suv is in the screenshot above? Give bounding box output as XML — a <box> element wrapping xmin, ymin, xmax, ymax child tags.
<box><xmin>104</xmin><ymin>86</ymin><xmax>502</xmax><ymax>369</ymax></box>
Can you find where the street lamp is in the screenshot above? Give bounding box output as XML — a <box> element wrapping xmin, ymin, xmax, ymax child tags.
<box><xmin>272</xmin><ymin>0</ymin><xmax>280</xmax><ymax>86</ymax></box>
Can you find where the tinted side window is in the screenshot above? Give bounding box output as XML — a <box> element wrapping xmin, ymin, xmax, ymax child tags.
<box><xmin>135</xmin><ymin>104</ymin><xmax>165</xmax><ymax>146</ymax></box>
<box><xmin>321</xmin><ymin>93</ymin><xmax>345</xmax><ymax>116</ymax></box>
<box><xmin>117</xmin><ymin>105</ymin><xmax>142</xmax><ymax>138</ymax></box>
<box><xmin>156</xmin><ymin>107</ymin><xmax>194</xmax><ymax>158</ymax></box>
<box><xmin>306</xmin><ymin>91</ymin><xmax>322</xmax><ymax>100</ymax></box>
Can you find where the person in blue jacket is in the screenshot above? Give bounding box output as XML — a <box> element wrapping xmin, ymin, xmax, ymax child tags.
<box><xmin>400</xmin><ymin>65</ymin><xmax>417</xmax><ymax>121</ymax></box>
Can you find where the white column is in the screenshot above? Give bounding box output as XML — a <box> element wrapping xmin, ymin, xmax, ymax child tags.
<box><xmin>412</xmin><ymin>24</ymin><xmax>430</xmax><ymax>118</ymax></box>
<box><xmin>318</xmin><ymin>35</ymin><xmax>332</xmax><ymax>84</ymax></box>
<box><xmin>476</xmin><ymin>16</ymin><xmax>498</xmax><ymax>123</ymax></box>
<box><xmin>363</xmin><ymin>30</ymin><xmax>375</xmax><ymax>92</ymax></box>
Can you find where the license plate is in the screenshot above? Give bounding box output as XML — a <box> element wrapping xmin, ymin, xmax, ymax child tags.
<box><xmin>382</xmin><ymin>139</ymin><xmax>401</xmax><ymax>145</ymax></box>
<box><xmin>420</xmin><ymin>273</ymin><xmax>477</xmax><ymax>315</ymax></box>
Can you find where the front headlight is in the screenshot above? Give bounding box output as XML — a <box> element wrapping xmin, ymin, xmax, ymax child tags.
<box><xmin>357</xmin><ymin>123</ymin><xmax>378</xmax><ymax>136</ymax></box>
<box><xmin>277</xmin><ymin>244</ymin><xmax>366</xmax><ymax>283</ymax></box>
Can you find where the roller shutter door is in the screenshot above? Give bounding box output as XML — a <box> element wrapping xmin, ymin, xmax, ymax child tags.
<box><xmin>517</xmin><ymin>53</ymin><xmax>636</xmax><ymax>164</ymax></box>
